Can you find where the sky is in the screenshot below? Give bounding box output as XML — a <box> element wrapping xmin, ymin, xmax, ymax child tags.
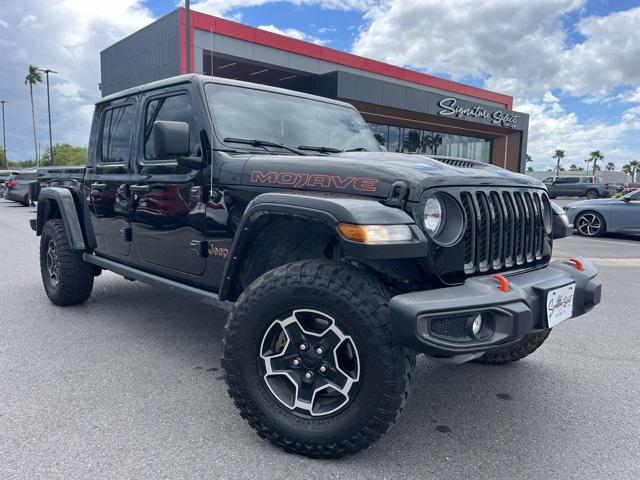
<box><xmin>0</xmin><ymin>0</ymin><xmax>639</xmax><ymax>172</ymax></box>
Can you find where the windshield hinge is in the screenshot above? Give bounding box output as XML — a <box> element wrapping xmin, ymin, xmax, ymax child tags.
<box><xmin>385</xmin><ymin>181</ymin><xmax>409</xmax><ymax>208</ymax></box>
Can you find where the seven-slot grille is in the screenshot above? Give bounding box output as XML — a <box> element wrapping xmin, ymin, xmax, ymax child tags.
<box><xmin>459</xmin><ymin>189</ymin><xmax>549</xmax><ymax>274</ymax></box>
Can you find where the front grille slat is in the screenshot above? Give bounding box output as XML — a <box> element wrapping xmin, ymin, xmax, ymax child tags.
<box><xmin>443</xmin><ymin>188</ymin><xmax>550</xmax><ymax>276</ymax></box>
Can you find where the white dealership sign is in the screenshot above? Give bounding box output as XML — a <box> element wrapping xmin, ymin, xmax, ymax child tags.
<box><xmin>437</xmin><ymin>97</ymin><xmax>519</xmax><ymax>128</ymax></box>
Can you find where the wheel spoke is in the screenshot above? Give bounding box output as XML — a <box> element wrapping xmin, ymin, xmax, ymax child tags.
<box><xmin>321</xmin><ymin>364</ymin><xmax>350</xmax><ymax>390</ymax></box>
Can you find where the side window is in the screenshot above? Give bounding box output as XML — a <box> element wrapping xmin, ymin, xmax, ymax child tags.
<box><xmin>100</xmin><ymin>105</ymin><xmax>135</xmax><ymax>163</ymax></box>
<box><xmin>144</xmin><ymin>94</ymin><xmax>198</xmax><ymax>161</ymax></box>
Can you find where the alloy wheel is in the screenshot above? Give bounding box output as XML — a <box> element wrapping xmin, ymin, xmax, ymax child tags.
<box><xmin>259</xmin><ymin>309</ymin><xmax>360</xmax><ymax>417</ymax></box>
<box><xmin>576</xmin><ymin>213</ymin><xmax>602</xmax><ymax>236</ymax></box>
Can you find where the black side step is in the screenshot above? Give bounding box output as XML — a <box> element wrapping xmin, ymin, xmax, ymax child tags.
<box><xmin>83</xmin><ymin>253</ymin><xmax>228</xmax><ymax>308</ymax></box>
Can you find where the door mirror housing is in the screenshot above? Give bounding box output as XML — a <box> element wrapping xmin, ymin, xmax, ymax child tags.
<box><xmin>152</xmin><ymin>121</ymin><xmax>190</xmax><ymax>158</ymax></box>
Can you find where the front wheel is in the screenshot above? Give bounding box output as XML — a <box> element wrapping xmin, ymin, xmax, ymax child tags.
<box><xmin>575</xmin><ymin>211</ymin><xmax>605</xmax><ymax>237</ymax></box>
<box><xmin>40</xmin><ymin>219</ymin><xmax>94</xmax><ymax>305</ymax></box>
<box><xmin>222</xmin><ymin>260</ymin><xmax>414</xmax><ymax>458</ymax></box>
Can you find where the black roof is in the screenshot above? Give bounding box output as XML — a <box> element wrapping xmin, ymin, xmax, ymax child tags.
<box><xmin>97</xmin><ymin>74</ymin><xmax>353</xmax><ymax>109</ymax></box>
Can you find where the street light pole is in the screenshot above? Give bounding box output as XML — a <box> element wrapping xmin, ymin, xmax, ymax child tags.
<box><xmin>0</xmin><ymin>100</ymin><xmax>7</xmax><ymax>169</ymax></box>
<box><xmin>38</xmin><ymin>68</ymin><xmax>57</xmax><ymax>165</ymax></box>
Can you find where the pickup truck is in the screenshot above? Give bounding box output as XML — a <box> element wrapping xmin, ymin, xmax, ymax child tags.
<box><xmin>543</xmin><ymin>175</ymin><xmax>612</xmax><ymax>199</ymax></box>
<box><xmin>32</xmin><ymin>74</ymin><xmax>602</xmax><ymax>458</ymax></box>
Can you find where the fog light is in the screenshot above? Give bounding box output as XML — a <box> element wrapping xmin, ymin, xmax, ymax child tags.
<box><xmin>471</xmin><ymin>314</ymin><xmax>483</xmax><ymax>336</ymax></box>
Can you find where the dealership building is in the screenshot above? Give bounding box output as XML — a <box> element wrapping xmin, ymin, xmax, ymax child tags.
<box><xmin>100</xmin><ymin>8</ymin><xmax>529</xmax><ymax>172</ymax></box>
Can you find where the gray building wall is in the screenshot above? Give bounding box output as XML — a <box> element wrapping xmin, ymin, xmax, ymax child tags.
<box><xmin>192</xmin><ymin>30</ymin><xmax>508</xmax><ymax>109</ymax></box>
<box><xmin>100</xmin><ymin>10</ymin><xmax>181</xmax><ymax>97</ymax></box>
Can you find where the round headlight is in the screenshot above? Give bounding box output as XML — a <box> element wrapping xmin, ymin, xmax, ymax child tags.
<box><xmin>424</xmin><ymin>197</ymin><xmax>444</xmax><ymax>235</ymax></box>
<box><xmin>422</xmin><ymin>193</ymin><xmax>466</xmax><ymax>246</ymax></box>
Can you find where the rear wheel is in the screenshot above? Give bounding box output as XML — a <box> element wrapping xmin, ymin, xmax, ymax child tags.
<box><xmin>474</xmin><ymin>329</ymin><xmax>551</xmax><ymax>365</ymax></box>
<box><xmin>585</xmin><ymin>189</ymin><xmax>599</xmax><ymax>200</ymax></box>
<box><xmin>222</xmin><ymin>260</ymin><xmax>414</xmax><ymax>458</ymax></box>
<box><xmin>575</xmin><ymin>211</ymin><xmax>605</xmax><ymax>237</ymax></box>
<box><xmin>40</xmin><ymin>219</ymin><xmax>94</xmax><ymax>306</ymax></box>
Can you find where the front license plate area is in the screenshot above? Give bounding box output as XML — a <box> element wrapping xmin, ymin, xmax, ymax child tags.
<box><xmin>546</xmin><ymin>283</ymin><xmax>576</xmax><ymax>328</ymax></box>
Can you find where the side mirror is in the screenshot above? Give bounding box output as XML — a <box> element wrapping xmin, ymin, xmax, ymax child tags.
<box><xmin>152</xmin><ymin>121</ymin><xmax>190</xmax><ymax>158</ymax></box>
<box><xmin>622</xmin><ymin>196</ymin><xmax>631</xmax><ymax>202</ymax></box>
<box><xmin>177</xmin><ymin>156</ymin><xmax>206</xmax><ymax>170</ymax></box>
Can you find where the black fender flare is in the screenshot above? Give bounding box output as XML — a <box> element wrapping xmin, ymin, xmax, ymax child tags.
<box><xmin>36</xmin><ymin>187</ymin><xmax>86</xmax><ymax>251</ymax></box>
<box><xmin>218</xmin><ymin>192</ymin><xmax>427</xmax><ymax>301</ymax></box>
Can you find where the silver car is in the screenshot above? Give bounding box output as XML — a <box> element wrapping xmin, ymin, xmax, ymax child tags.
<box><xmin>565</xmin><ymin>189</ymin><xmax>640</xmax><ymax>237</ymax></box>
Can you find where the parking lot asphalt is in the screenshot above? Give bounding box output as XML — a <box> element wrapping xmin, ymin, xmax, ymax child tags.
<box><xmin>1</xmin><ymin>198</ymin><xmax>639</xmax><ymax>480</ymax></box>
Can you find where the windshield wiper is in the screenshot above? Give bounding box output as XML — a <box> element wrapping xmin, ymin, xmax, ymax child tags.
<box><xmin>344</xmin><ymin>147</ymin><xmax>369</xmax><ymax>152</ymax></box>
<box><xmin>297</xmin><ymin>145</ymin><xmax>343</xmax><ymax>154</ymax></box>
<box><xmin>223</xmin><ymin>137</ymin><xmax>306</xmax><ymax>155</ymax></box>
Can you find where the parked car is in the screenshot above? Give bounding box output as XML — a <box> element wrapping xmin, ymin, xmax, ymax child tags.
<box><xmin>32</xmin><ymin>74</ymin><xmax>601</xmax><ymax>458</ymax></box>
<box><xmin>0</xmin><ymin>170</ymin><xmax>15</xmax><ymax>198</ymax></box>
<box><xmin>544</xmin><ymin>175</ymin><xmax>612</xmax><ymax>199</ymax></box>
<box><xmin>623</xmin><ymin>182</ymin><xmax>640</xmax><ymax>194</ymax></box>
<box><xmin>3</xmin><ymin>169</ymin><xmax>37</xmax><ymax>206</ymax></box>
<box><xmin>565</xmin><ymin>189</ymin><xmax>640</xmax><ymax>236</ymax></box>
<box><xmin>4</xmin><ymin>168</ymin><xmax>37</xmax><ymax>207</ymax></box>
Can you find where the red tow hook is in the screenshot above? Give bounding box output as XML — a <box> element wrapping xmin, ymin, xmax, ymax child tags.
<box><xmin>492</xmin><ymin>274</ymin><xmax>510</xmax><ymax>293</ymax></box>
<box><xmin>567</xmin><ymin>257</ymin><xmax>585</xmax><ymax>272</ymax></box>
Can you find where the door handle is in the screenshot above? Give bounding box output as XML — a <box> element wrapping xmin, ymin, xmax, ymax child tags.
<box><xmin>130</xmin><ymin>185</ymin><xmax>150</xmax><ymax>194</ymax></box>
<box><xmin>91</xmin><ymin>182</ymin><xmax>107</xmax><ymax>190</ymax></box>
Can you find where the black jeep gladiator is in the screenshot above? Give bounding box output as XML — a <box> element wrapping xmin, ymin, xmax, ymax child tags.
<box><xmin>32</xmin><ymin>74</ymin><xmax>601</xmax><ymax>458</ymax></box>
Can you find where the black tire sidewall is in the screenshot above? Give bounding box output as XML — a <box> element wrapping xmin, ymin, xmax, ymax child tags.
<box><xmin>225</xmin><ymin>262</ymin><xmax>406</xmax><ymax>446</ymax></box>
<box><xmin>40</xmin><ymin>226</ymin><xmax>60</xmax><ymax>298</ymax></box>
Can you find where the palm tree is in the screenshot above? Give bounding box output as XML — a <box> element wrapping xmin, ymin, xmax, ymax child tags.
<box><xmin>584</xmin><ymin>157</ymin><xmax>593</xmax><ymax>175</ymax></box>
<box><xmin>25</xmin><ymin>65</ymin><xmax>43</xmax><ymax>164</ymax></box>
<box><xmin>623</xmin><ymin>160</ymin><xmax>640</xmax><ymax>181</ymax></box>
<box><xmin>633</xmin><ymin>160</ymin><xmax>640</xmax><ymax>182</ymax></box>
<box><xmin>605</xmin><ymin>161</ymin><xmax>616</xmax><ymax>171</ymax></box>
<box><xmin>588</xmin><ymin>150</ymin><xmax>604</xmax><ymax>178</ymax></box>
<box><xmin>552</xmin><ymin>149</ymin><xmax>565</xmax><ymax>176</ymax></box>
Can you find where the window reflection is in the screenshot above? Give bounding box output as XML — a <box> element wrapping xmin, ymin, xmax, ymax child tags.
<box><xmin>368</xmin><ymin>122</ymin><xmax>491</xmax><ymax>163</ymax></box>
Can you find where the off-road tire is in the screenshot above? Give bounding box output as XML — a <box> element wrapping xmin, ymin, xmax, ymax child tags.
<box><xmin>222</xmin><ymin>259</ymin><xmax>415</xmax><ymax>458</ymax></box>
<box><xmin>40</xmin><ymin>219</ymin><xmax>94</xmax><ymax>306</ymax></box>
<box><xmin>474</xmin><ymin>329</ymin><xmax>551</xmax><ymax>365</ymax></box>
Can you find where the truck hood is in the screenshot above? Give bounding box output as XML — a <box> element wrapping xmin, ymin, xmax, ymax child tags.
<box><xmin>238</xmin><ymin>152</ymin><xmax>544</xmax><ymax>201</ymax></box>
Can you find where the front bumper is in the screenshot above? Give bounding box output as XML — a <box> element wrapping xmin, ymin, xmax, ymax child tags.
<box><xmin>390</xmin><ymin>258</ymin><xmax>601</xmax><ymax>357</ymax></box>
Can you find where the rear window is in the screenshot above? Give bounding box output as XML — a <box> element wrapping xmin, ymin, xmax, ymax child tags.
<box><xmin>100</xmin><ymin>104</ymin><xmax>135</xmax><ymax>163</ymax></box>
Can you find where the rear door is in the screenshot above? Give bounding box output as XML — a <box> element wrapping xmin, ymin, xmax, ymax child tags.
<box><xmin>129</xmin><ymin>87</ymin><xmax>207</xmax><ymax>278</ymax></box>
<box><xmin>85</xmin><ymin>99</ymin><xmax>136</xmax><ymax>258</ymax></box>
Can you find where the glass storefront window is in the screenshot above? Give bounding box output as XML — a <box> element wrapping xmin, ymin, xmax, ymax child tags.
<box><xmin>368</xmin><ymin>122</ymin><xmax>492</xmax><ymax>163</ymax></box>
<box><xmin>388</xmin><ymin>126</ymin><xmax>401</xmax><ymax>153</ymax></box>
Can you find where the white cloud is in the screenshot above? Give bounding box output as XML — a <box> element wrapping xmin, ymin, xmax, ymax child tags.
<box><xmin>258</xmin><ymin>24</ymin><xmax>327</xmax><ymax>45</ymax></box>
<box><xmin>517</xmin><ymin>98</ymin><xmax>638</xmax><ymax>170</ymax></box>
<box><xmin>352</xmin><ymin>1</ymin><xmax>640</xmax><ymax>100</ymax></box>
<box><xmin>0</xmin><ymin>0</ymin><xmax>155</xmax><ymax>160</ymax></box>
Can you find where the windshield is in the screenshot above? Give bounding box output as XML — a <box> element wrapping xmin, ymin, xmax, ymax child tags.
<box><xmin>205</xmin><ymin>83</ymin><xmax>381</xmax><ymax>153</ymax></box>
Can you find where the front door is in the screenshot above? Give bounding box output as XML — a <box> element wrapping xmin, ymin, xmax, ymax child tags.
<box><xmin>612</xmin><ymin>191</ymin><xmax>640</xmax><ymax>234</ymax></box>
<box><xmin>85</xmin><ymin>101</ymin><xmax>136</xmax><ymax>259</ymax></box>
<box><xmin>130</xmin><ymin>89</ymin><xmax>207</xmax><ymax>277</ymax></box>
